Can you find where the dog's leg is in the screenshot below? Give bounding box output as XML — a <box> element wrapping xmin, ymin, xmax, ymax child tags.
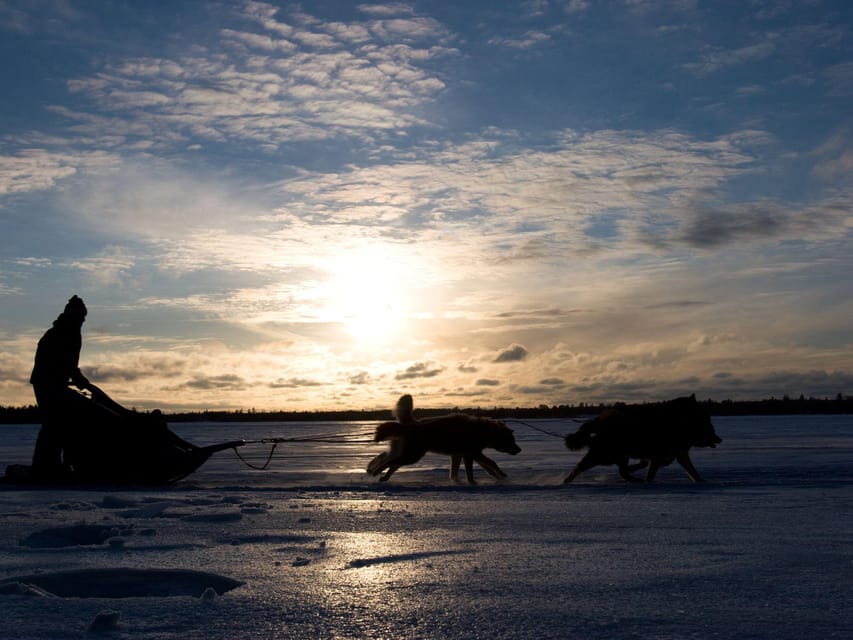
<box><xmin>372</xmin><ymin>440</ymin><xmax>429</xmax><ymax>483</ymax></box>
<box><xmin>368</xmin><ymin>435</ymin><xmax>407</xmax><ymax>476</ymax></box>
<box><xmin>675</xmin><ymin>451</ymin><xmax>703</xmax><ymax>482</ymax></box>
<box><xmin>369</xmin><ymin>436</ymin><xmax>425</xmax><ymax>479</ymax></box>
<box><xmin>463</xmin><ymin>456</ymin><xmax>476</xmax><ymax>484</ymax></box>
<box><xmin>367</xmin><ymin>451</ymin><xmax>390</xmax><ymax>476</ymax></box>
<box><xmin>450</xmin><ymin>454</ymin><xmax>462</xmax><ymax>483</ymax></box>
<box><xmin>644</xmin><ymin>459</ymin><xmax>662</xmax><ymax>482</ymax></box>
<box><xmin>564</xmin><ymin>453</ymin><xmax>599</xmax><ymax>483</ymax></box>
<box><xmin>473</xmin><ymin>453</ymin><xmax>507</xmax><ymax>480</ymax></box>
<box><xmin>618</xmin><ymin>458</ymin><xmax>644</xmax><ymax>482</ymax></box>
<box><xmin>379</xmin><ymin>465</ymin><xmax>400</xmax><ymax>482</ymax></box>
<box><xmin>626</xmin><ymin>460</ymin><xmax>648</xmax><ymax>473</ymax></box>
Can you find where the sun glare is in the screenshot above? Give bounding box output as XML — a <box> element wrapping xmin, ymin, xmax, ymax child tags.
<box><xmin>323</xmin><ymin>247</ymin><xmax>411</xmax><ymax>344</ymax></box>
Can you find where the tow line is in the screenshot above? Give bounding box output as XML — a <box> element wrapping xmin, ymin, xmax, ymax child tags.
<box><xmin>231</xmin><ymin>429</ymin><xmax>376</xmax><ymax>471</ymax></box>
<box><xmin>229</xmin><ymin>420</ymin><xmax>584</xmax><ymax>471</ymax></box>
<box><xmin>506</xmin><ymin>417</ymin><xmax>591</xmax><ymax>439</ymax></box>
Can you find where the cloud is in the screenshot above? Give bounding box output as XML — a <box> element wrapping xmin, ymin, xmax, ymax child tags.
<box><xmin>522</xmin><ymin>0</ymin><xmax>550</xmax><ymax>17</ymax></box>
<box><xmin>277</xmin><ymin>127</ymin><xmax>768</xmax><ymax>258</ymax></box>
<box><xmin>494</xmin><ymin>344</ymin><xmax>529</xmax><ymax>363</ymax></box>
<box><xmin>268</xmin><ymin>377</ymin><xmax>325</xmax><ymax>388</ymax></box>
<box><xmin>683</xmin><ymin>37</ymin><xmax>777</xmax><ymax>76</ymax></box>
<box><xmin>488</xmin><ymin>30</ymin><xmax>551</xmax><ymax>49</ymax></box>
<box><xmin>347</xmin><ymin>371</ymin><xmax>372</xmax><ymax>385</ymax></box>
<box><xmin>673</xmin><ymin>200</ymin><xmax>852</xmax><ymax>249</ymax></box>
<box><xmin>357</xmin><ymin>4</ymin><xmax>416</xmax><ymax>18</ymax></box>
<box><xmin>395</xmin><ymin>361</ymin><xmax>444</xmax><ymax>379</ymax></box>
<box><xmin>457</xmin><ymin>361</ymin><xmax>479</xmax><ymax>373</ymax></box>
<box><xmin>0</xmin><ymin>0</ymin><xmax>80</xmax><ymax>34</ymax></box>
<box><xmin>84</xmin><ymin>356</ymin><xmax>187</xmax><ymax>383</ymax></box>
<box><xmin>0</xmin><ymin>281</ymin><xmax>22</xmax><ymax>296</ymax></box>
<box><xmin>565</xmin><ymin>0</ymin><xmax>590</xmax><ymax>13</ymax></box>
<box><xmin>674</xmin><ymin>203</ymin><xmax>784</xmax><ymax>248</ymax></box>
<box><xmin>813</xmin><ymin>150</ymin><xmax>853</xmax><ymax>182</ymax></box>
<box><xmin>369</xmin><ymin>16</ymin><xmax>449</xmax><ymax>41</ymax></box>
<box><xmin>69</xmin><ymin>246</ymin><xmax>135</xmax><ymax>287</ymax></box>
<box><xmin>52</xmin><ymin>4</ymin><xmax>456</xmax><ymax>153</ymax></box>
<box><xmin>58</xmin><ymin>162</ymin><xmax>270</xmax><ymax>241</ymax></box>
<box><xmin>82</xmin><ymin>359</ymin><xmax>184</xmax><ymax>384</ymax></box>
<box><xmin>513</xmin><ymin>384</ymin><xmax>554</xmax><ymax>395</ymax></box>
<box><xmin>0</xmin><ymin>149</ymin><xmax>118</xmax><ymax>196</ymax></box>
<box><xmin>182</xmin><ymin>374</ymin><xmax>248</xmax><ymax>390</ymax></box>
<box><xmin>220</xmin><ymin>27</ymin><xmax>295</xmax><ymax>52</ymax></box>
<box><xmin>443</xmin><ymin>388</ymin><xmax>491</xmax><ymax>398</ymax></box>
<box><xmin>0</xmin><ymin>351</ymin><xmax>30</xmax><ymax>384</ymax></box>
<box><xmin>475</xmin><ymin>378</ymin><xmax>500</xmax><ymax>386</ymax></box>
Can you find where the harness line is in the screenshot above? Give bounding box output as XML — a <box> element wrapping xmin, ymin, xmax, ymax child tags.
<box><xmin>507</xmin><ymin>419</ymin><xmax>569</xmax><ymax>439</ymax></box>
<box><xmin>230</xmin><ymin>428</ymin><xmax>377</xmax><ymax>470</ymax></box>
<box><xmin>233</xmin><ymin>442</ymin><xmax>278</xmax><ymax>470</ymax></box>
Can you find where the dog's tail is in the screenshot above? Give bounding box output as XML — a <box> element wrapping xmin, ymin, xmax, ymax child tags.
<box><xmin>374</xmin><ymin>420</ymin><xmax>407</xmax><ymax>443</ymax></box>
<box><xmin>564</xmin><ymin>418</ymin><xmax>597</xmax><ymax>451</ymax></box>
<box><xmin>392</xmin><ymin>393</ymin><xmax>415</xmax><ymax>423</ymax></box>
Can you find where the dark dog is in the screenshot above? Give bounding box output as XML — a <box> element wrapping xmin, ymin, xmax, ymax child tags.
<box><xmin>563</xmin><ymin>394</ymin><xmax>721</xmax><ymax>483</ymax></box>
<box><xmin>367</xmin><ymin>413</ymin><xmax>521</xmax><ymax>484</ymax></box>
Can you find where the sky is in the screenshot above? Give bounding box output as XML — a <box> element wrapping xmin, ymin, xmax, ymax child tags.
<box><xmin>1</xmin><ymin>0</ymin><xmax>852</xmax><ymax>412</ymax></box>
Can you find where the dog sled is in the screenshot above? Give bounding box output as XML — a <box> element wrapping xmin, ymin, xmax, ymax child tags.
<box><xmin>2</xmin><ymin>386</ymin><xmax>244</xmax><ymax>486</ymax></box>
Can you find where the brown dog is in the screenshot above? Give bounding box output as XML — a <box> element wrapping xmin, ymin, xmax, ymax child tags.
<box><xmin>367</xmin><ymin>410</ymin><xmax>521</xmax><ymax>484</ymax></box>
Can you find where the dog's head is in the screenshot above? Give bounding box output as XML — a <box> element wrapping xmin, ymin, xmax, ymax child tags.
<box><xmin>671</xmin><ymin>395</ymin><xmax>722</xmax><ymax>448</ymax></box>
<box><xmin>484</xmin><ymin>419</ymin><xmax>522</xmax><ymax>455</ymax></box>
<box><xmin>691</xmin><ymin>418</ymin><xmax>722</xmax><ymax>448</ymax></box>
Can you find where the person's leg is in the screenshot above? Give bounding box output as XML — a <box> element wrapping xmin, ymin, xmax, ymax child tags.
<box><xmin>32</xmin><ymin>425</ymin><xmax>64</xmax><ymax>471</ymax></box>
<box><xmin>31</xmin><ymin>386</ymin><xmax>67</xmax><ymax>478</ymax></box>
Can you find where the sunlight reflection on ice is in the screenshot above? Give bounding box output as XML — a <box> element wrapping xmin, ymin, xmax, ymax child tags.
<box><xmin>338</xmin><ymin>531</ymin><xmax>405</xmax><ymax>584</ymax></box>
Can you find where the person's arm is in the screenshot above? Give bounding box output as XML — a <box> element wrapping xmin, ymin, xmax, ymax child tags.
<box><xmin>70</xmin><ymin>367</ymin><xmax>90</xmax><ymax>389</ymax></box>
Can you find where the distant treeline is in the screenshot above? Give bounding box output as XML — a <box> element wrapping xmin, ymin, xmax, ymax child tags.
<box><xmin>2</xmin><ymin>395</ymin><xmax>852</xmax><ymax>424</ymax></box>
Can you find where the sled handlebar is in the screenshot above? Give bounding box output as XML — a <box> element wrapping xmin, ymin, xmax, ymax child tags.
<box><xmin>82</xmin><ymin>383</ymin><xmax>137</xmax><ymax>418</ymax></box>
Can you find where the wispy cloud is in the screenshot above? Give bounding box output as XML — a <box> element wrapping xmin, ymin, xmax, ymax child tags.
<box><xmin>274</xmin><ymin>127</ymin><xmax>770</xmax><ymax>256</ymax></box>
<box><xmin>49</xmin><ymin>2</ymin><xmax>456</xmax><ymax>154</ymax></box>
<box><xmin>0</xmin><ymin>149</ymin><xmax>118</xmax><ymax>196</ymax></box>
<box><xmin>69</xmin><ymin>246</ymin><xmax>135</xmax><ymax>287</ymax></box>
<box><xmin>488</xmin><ymin>30</ymin><xmax>552</xmax><ymax>49</ymax></box>
<box><xmin>268</xmin><ymin>377</ymin><xmax>325</xmax><ymax>389</ymax></box>
<box><xmin>683</xmin><ymin>36</ymin><xmax>777</xmax><ymax>76</ymax></box>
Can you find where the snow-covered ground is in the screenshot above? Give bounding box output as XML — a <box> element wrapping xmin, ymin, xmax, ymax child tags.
<box><xmin>1</xmin><ymin>415</ymin><xmax>851</xmax><ymax>639</ymax></box>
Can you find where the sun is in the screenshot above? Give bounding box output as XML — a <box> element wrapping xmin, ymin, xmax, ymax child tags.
<box><xmin>322</xmin><ymin>246</ymin><xmax>411</xmax><ymax>344</ymax></box>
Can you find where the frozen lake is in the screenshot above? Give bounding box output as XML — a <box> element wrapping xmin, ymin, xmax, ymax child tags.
<box><xmin>1</xmin><ymin>415</ymin><xmax>852</xmax><ymax>639</ymax></box>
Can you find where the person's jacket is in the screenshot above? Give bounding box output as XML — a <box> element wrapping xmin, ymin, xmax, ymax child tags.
<box><xmin>29</xmin><ymin>314</ymin><xmax>88</xmax><ymax>389</ymax></box>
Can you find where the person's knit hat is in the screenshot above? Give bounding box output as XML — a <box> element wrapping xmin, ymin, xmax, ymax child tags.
<box><xmin>63</xmin><ymin>295</ymin><xmax>88</xmax><ymax>317</ymax></box>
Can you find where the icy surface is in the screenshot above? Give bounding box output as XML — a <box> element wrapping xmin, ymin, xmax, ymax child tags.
<box><xmin>1</xmin><ymin>415</ymin><xmax>851</xmax><ymax>639</ymax></box>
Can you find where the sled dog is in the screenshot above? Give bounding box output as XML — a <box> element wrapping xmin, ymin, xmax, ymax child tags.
<box><xmin>563</xmin><ymin>394</ymin><xmax>721</xmax><ymax>483</ymax></box>
<box><xmin>367</xmin><ymin>403</ymin><xmax>521</xmax><ymax>484</ymax></box>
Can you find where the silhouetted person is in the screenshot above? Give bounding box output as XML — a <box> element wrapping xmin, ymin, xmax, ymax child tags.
<box><xmin>29</xmin><ymin>295</ymin><xmax>93</xmax><ymax>478</ymax></box>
